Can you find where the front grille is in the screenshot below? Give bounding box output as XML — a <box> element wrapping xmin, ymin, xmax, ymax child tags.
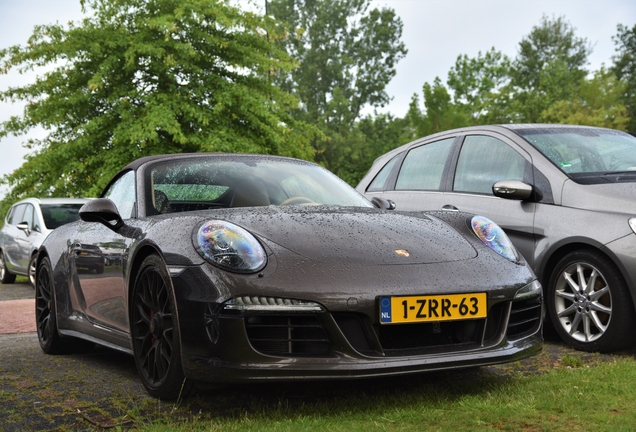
<box><xmin>245</xmin><ymin>314</ymin><xmax>331</xmax><ymax>356</ymax></box>
<box><xmin>507</xmin><ymin>296</ymin><xmax>542</xmax><ymax>339</ymax></box>
<box><xmin>377</xmin><ymin>319</ymin><xmax>485</xmax><ymax>356</ymax></box>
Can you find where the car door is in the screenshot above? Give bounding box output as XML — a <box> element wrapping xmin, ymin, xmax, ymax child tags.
<box><xmin>68</xmin><ymin>171</ymin><xmax>135</xmax><ymax>332</ymax></box>
<box><xmin>3</xmin><ymin>204</ymin><xmax>27</xmax><ymax>272</ymax></box>
<box><xmin>443</xmin><ymin>134</ymin><xmax>536</xmax><ymax>266</ymax></box>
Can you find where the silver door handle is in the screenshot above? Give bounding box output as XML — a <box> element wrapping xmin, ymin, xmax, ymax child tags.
<box><xmin>442</xmin><ymin>205</ymin><xmax>458</xmax><ymax>211</ymax></box>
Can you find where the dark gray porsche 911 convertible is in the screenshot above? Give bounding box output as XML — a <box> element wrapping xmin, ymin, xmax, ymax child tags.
<box><xmin>35</xmin><ymin>153</ymin><xmax>543</xmax><ymax>399</ymax></box>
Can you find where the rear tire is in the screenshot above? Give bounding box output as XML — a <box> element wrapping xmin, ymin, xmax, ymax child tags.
<box><xmin>36</xmin><ymin>257</ymin><xmax>66</xmax><ymax>354</ymax></box>
<box><xmin>547</xmin><ymin>249</ymin><xmax>635</xmax><ymax>352</ymax></box>
<box><xmin>0</xmin><ymin>251</ymin><xmax>16</xmax><ymax>284</ymax></box>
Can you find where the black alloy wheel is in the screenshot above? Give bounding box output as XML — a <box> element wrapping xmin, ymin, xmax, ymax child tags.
<box><xmin>36</xmin><ymin>257</ymin><xmax>65</xmax><ymax>353</ymax></box>
<box><xmin>131</xmin><ymin>254</ymin><xmax>193</xmax><ymax>399</ymax></box>
<box><xmin>0</xmin><ymin>250</ymin><xmax>16</xmax><ymax>284</ymax></box>
<box><xmin>547</xmin><ymin>249</ymin><xmax>636</xmax><ymax>353</ymax></box>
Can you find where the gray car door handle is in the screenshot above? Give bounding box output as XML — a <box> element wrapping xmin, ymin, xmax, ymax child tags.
<box><xmin>442</xmin><ymin>205</ymin><xmax>458</xmax><ymax>211</ymax></box>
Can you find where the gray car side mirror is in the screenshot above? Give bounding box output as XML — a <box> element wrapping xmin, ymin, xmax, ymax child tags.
<box><xmin>492</xmin><ymin>180</ymin><xmax>533</xmax><ymax>201</ymax></box>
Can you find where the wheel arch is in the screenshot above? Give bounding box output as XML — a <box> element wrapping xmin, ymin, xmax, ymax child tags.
<box><xmin>126</xmin><ymin>243</ymin><xmax>184</xmax><ymax>342</ymax></box>
<box><xmin>127</xmin><ymin>243</ymin><xmax>164</xmax><ymax>311</ymax></box>
<box><xmin>538</xmin><ymin>240</ymin><xmax>636</xmax><ymax>313</ymax></box>
<box><xmin>34</xmin><ymin>248</ymin><xmax>50</xmax><ymax>282</ymax></box>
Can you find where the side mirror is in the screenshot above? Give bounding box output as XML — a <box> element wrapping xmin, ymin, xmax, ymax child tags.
<box><xmin>371</xmin><ymin>197</ymin><xmax>396</xmax><ymax>210</ymax></box>
<box><xmin>492</xmin><ymin>180</ymin><xmax>533</xmax><ymax>201</ymax></box>
<box><xmin>16</xmin><ymin>222</ymin><xmax>30</xmax><ymax>235</ymax></box>
<box><xmin>79</xmin><ymin>198</ymin><xmax>124</xmax><ymax>231</ymax></box>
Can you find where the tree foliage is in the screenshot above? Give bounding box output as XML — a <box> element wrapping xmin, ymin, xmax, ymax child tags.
<box><xmin>612</xmin><ymin>23</ymin><xmax>636</xmax><ymax>133</ymax></box>
<box><xmin>447</xmin><ymin>48</ymin><xmax>512</xmax><ymax>123</ymax></box>
<box><xmin>267</xmin><ymin>0</ymin><xmax>407</xmax><ymax>181</ymax></box>
<box><xmin>0</xmin><ymin>0</ymin><xmax>317</xmax><ymax>207</ymax></box>
<box><xmin>268</xmin><ymin>0</ymin><xmax>407</xmax><ymax>129</ymax></box>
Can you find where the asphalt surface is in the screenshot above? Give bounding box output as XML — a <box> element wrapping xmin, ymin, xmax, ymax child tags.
<box><xmin>1</xmin><ymin>282</ymin><xmax>635</xmax><ymax>431</ymax></box>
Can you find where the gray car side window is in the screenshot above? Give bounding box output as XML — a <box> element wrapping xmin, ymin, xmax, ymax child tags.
<box><xmin>454</xmin><ymin>136</ymin><xmax>526</xmax><ymax>194</ymax></box>
<box><xmin>23</xmin><ymin>204</ymin><xmax>34</xmax><ymax>230</ymax></box>
<box><xmin>395</xmin><ymin>138</ymin><xmax>454</xmax><ymax>190</ymax></box>
<box><xmin>367</xmin><ymin>154</ymin><xmax>401</xmax><ymax>191</ymax></box>
<box><xmin>103</xmin><ymin>171</ymin><xmax>136</xmax><ymax>219</ymax></box>
<box><xmin>10</xmin><ymin>204</ymin><xmax>26</xmax><ymax>225</ymax></box>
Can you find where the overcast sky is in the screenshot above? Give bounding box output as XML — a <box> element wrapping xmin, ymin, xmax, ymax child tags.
<box><xmin>0</xmin><ymin>0</ymin><xmax>635</xmax><ymax>198</ymax></box>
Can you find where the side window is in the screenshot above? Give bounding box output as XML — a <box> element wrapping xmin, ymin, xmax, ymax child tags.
<box><xmin>5</xmin><ymin>207</ymin><xmax>14</xmax><ymax>225</ymax></box>
<box><xmin>23</xmin><ymin>204</ymin><xmax>34</xmax><ymax>230</ymax></box>
<box><xmin>395</xmin><ymin>138</ymin><xmax>454</xmax><ymax>191</ymax></box>
<box><xmin>103</xmin><ymin>171</ymin><xmax>136</xmax><ymax>219</ymax></box>
<box><xmin>367</xmin><ymin>154</ymin><xmax>401</xmax><ymax>192</ymax></box>
<box><xmin>10</xmin><ymin>204</ymin><xmax>26</xmax><ymax>225</ymax></box>
<box><xmin>454</xmin><ymin>135</ymin><xmax>526</xmax><ymax>194</ymax></box>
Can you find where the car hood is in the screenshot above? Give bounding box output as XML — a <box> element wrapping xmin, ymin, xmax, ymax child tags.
<box><xmin>562</xmin><ymin>180</ymin><xmax>636</xmax><ymax>214</ymax></box>
<box><xmin>208</xmin><ymin>206</ymin><xmax>478</xmax><ymax>265</ymax></box>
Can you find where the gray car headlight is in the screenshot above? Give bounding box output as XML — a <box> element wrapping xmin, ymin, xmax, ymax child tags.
<box><xmin>194</xmin><ymin>220</ymin><xmax>267</xmax><ymax>273</ymax></box>
<box><xmin>629</xmin><ymin>217</ymin><xmax>636</xmax><ymax>235</ymax></box>
<box><xmin>470</xmin><ymin>215</ymin><xmax>518</xmax><ymax>262</ymax></box>
<box><xmin>222</xmin><ymin>296</ymin><xmax>324</xmax><ymax>313</ymax></box>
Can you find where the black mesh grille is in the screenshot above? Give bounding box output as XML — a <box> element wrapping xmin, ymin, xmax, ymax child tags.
<box><xmin>377</xmin><ymin>319</ymin><xmax>485</xmax><ymax>356</ymax></box>
<box><xmin>507</xmin><ymin>297</ymin><xmax>542</xmax><ymax>339</ymax></box>
<box><xmin>245</xmin><ymin>314</ymin><xmax>331</xmax><ymax>356</ymax></box>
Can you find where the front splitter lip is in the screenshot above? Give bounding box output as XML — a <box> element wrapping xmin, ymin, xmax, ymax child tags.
<box><xmin>183</xmin><ymin>334</ymin><xmax>542</xmax><ymax>383</ymax></box>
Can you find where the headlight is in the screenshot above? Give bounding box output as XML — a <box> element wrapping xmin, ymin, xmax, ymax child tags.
<box><xmin>194</xmin><ymin>220</ymin><xmax>267</xmax><ymax>273</ymax></box>
<box><xmin>629</xmin><ymin>217</ymin><xmax>636</xmax><ymax>234</ymax></box>
<box><xmin>470</xmin><ymin>215</ymin><xmax>518</xmax><ymax>262</ymax></box>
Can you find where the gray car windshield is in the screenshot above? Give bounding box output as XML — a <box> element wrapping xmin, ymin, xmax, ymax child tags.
<box><xmin>148</xmin><ymin>157</ymin><xmax>373</xmax><ymax>214</ymax></box>
<box><xmin>517</xmin><ymin>127</ymin><xmax>636</xmax><ymax>181</ymax></box>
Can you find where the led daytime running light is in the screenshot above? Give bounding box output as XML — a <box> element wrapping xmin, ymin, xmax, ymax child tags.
<box><xmin>223</xmin><ymin>296</ymin><xmax>324</xmax><ymax>312</ymax></box>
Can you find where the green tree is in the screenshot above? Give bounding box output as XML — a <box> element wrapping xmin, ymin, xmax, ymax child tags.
<box><xmin>612</xmin><ymin>23</ymin><xmax>636</xmax><ymax>133</ymax></box>
<box><xmin>447</xmin><ymin>48</ymin><xmax>512</xmax><ymax>123</ymax></box>
<box><xmin>541</xmin><ymin>67</ymin><xmax>628</xmax><ymax>129</ymax></box>
<box><xmin>402</xmin><ymin>78</ymin><xmax>470</xmax><ymax>139</ymax></box>
<box><xmin>0</xmin><ymin>0</ymin><xmax>317</xmax><ymax>208</ymax></box>
<box><xmin>268</xmin><ymin>0</ymin><xmax>407</xmax><ymax>128</ymax></box>
<box><xmin>510</xmin><ymin>15</ymin><xmax>592</xmax><ymax>122</ymax></box>
<box><xmin>267</xmin><ymin>0</ymin><xmax>407</xmax><ymax>174</ymax></box>
<box><xmin>332</xmin><ymin>112</ymin><xmax>412</xmax><ymax>185</ymax></box>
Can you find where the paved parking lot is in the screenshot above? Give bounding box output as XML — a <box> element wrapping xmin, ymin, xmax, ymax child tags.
<box><xmin>0</xmin><ymin>282</ymin><xmax>35</xmax><ymax>334</ymax></box>
<box><xmin>0</xmin><ymin>281</ymin><xmax>634</xmax><ymax>430</ymax></box>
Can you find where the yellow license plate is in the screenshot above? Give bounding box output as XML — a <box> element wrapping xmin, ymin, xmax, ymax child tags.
<box><xmin>379</xmin><ymin>293</ymin><xmax>487</xmax><ymax>324</ymax></box>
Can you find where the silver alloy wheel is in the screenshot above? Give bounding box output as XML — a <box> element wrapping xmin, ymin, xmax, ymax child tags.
<box><xmin>0</xmin><ymin>253</ymin><xmax>5</xmax><ymax>280</ymax></box>
<box><xmin>554</xmin><ymin>261</ymin><xmax>612</xmax><ymax>343</ymax></box>
<box><xmin>28</xmin><ymin>255</ymin><xmax>37</xmax><ymax>287</ymax></box>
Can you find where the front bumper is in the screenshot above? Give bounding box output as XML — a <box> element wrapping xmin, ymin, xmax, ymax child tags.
<box><xmin>171</xmin><ymin>265</ymin><xmax>543</xmax><ymax>383</ymax></box>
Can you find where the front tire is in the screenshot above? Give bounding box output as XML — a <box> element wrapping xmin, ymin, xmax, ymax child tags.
<box><xmin>0</xmin><ymin>251</ymin><xmax>16</xmax><ymax>284</ymax></box>
<box><xmin>131</xmin><ymin>254</ymin><xmax>193</xmax><ymax>399</ymax></box>
<box><xmin>547</xmin><ymin>249</ymin><xmax>635</xmax><ymax>352</ymax></box>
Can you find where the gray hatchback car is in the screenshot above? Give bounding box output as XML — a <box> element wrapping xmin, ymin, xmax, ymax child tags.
<box><xmin>0</xmin><ymin>198</ymin><xmax>91</xmax><ymax>286</ymax></box>
<box><xmin>357</xmin><ymin>124</ymin><xmax>636</xmax><ymax>352</ymax></box>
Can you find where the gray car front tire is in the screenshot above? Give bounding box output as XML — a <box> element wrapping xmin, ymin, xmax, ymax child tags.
<box><xmin>547</xmin><ymin>249</ymin><xmax>636</xmax><ymax>352</ymax></box>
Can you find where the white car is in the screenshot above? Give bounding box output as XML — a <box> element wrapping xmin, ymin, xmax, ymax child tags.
<box><xmin>0</xmin><ymin>198</ymin><xmax>91</xmax><ymax>286</ymax></box>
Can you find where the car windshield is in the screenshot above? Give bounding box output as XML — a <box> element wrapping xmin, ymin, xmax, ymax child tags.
<box><xmin>148</xmin><ymin>156</ymin><xmax>373</xmax><ymax>213</ymax></box>
<box><xmin>41</xmin><ymin>204</ymin><xmax>84</xmax><ymax>229</ymax></box>
<box><xmin>516</xmin><ymin>127</ymin><xmax>636</xmax><ymax>181</ymax></box>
